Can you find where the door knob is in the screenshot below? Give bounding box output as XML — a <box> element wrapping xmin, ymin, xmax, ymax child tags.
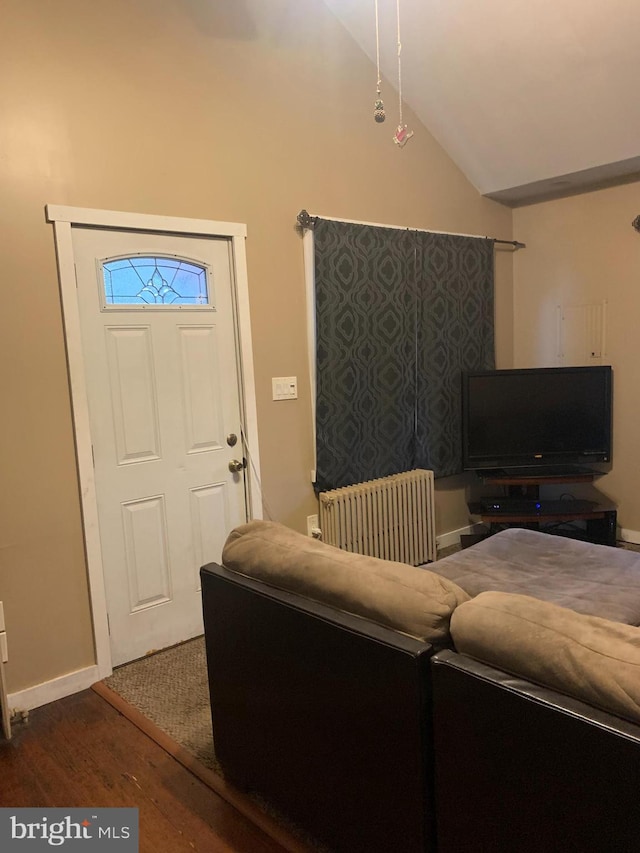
<box><xmin>228</xmin><ymin>458</ymin><xmax>246</xmax><ymax>473</ymax></box>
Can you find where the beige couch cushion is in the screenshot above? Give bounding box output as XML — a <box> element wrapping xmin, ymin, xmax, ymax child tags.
<box><xmin>451</xmin><ymin>591</ymin><xmax>640</xmax><ymax>724</ymax></box>
<box><xmin>222</xmin><ymin>520</ymin><xmax>470</xmax><ymax>644</ymax></box>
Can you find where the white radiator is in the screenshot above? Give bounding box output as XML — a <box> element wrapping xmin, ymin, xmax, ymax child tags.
<box><xmin>319</xmin><ymin>469</ymin><xmax>436</xmax><ymax>566</ymax></box>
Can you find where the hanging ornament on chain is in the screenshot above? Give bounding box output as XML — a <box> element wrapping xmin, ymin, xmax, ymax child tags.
<box><xmin>374</xmin><ymin>85</ymin><xmax>386</xmax><ymax>124</ymax></box>
<box><xmin>373</xmin><ymin>0</ymin><xmax>385</xmax><ymax>122</ymax></box>
<box><xmin>393</xmin><ymin>0</ymin><xmax>413</xmax><ymax>147</ymax></box>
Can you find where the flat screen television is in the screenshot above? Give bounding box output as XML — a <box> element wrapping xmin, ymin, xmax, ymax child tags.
<box><xmin>462</xmin><ymin>365</ymin><xmax>612</xmax><ymax>473</ymax></box>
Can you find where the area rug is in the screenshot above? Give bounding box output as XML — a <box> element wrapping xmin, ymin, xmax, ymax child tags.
<box><xmin>93</xmin><ymin>638</ymin><xmax>316</xmax><ymax>853</ymax></box>
<box><xmin>101</xmin><ymin>636</ymin><xmax>220</xmax><ymax>772</ymax></box>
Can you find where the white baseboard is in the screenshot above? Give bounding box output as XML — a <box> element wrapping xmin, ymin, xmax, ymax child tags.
<box><xmin>7</xmin><ymin>664</ymin><xmax>101</xmax><ymax>714</ymax></box>
<box><xmin>620</xmin><ymin>528</ymin><xmax>640</xmax><ymax>545</ymax></box>
<box><xmin>436</xmin><ymin>522</ymin><xmax>485</xmax><ymax>552</ymax></box>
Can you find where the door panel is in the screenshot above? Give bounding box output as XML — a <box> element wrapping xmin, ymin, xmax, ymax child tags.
<box><xmin>72</xmin><ymin>227</ymin><xmax>246</xmax><ymax>665</ymax></box>
<box><xmin>121</xmin><ymin>494</ymin><xmax>172</xmax><ymax>609</ymax></box>
<box><xmin>105</xmin><ymin>325</ymin><xmax>161</xmax><ymax>463</ymax></box>
<box><xmin>178</xmin><ymin>325</ymin><xmax>225</xmax><ymax>453</ymax></box>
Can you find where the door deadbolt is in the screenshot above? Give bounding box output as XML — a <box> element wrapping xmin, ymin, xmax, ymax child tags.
<box><xmin>226</xmin><ymin>433</ymin><xmax>238</xmax><ymax>447</ymax></box>
<box><xmin>228</xmin><ymin>458</ymin><xmax>246</xmax><ymax>473</ymax></box>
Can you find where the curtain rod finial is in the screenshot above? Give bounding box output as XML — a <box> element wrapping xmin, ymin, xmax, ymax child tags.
<box><xmin>297</xmin><ymin>210</ymin><xmax>317</xmax><ymax>230</ymax></box>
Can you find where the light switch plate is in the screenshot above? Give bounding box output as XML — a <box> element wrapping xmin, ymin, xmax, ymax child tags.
<box><xmin>272</xmin><ymin>376</ymin><xmax>298</xmax><ymax>400</ymax></box>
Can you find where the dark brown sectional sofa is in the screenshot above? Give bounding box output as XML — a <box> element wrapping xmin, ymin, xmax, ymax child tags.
<box><xmin>200</xmin><ymin>520</ymin><xmax>640</xmax><ymax>852</ymax></box>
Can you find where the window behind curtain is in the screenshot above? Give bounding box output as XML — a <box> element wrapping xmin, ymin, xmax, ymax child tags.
<box><xmin>313</xmin><ymin>219</ymin><xmax>494</xmax><ymax>491</ymax></box>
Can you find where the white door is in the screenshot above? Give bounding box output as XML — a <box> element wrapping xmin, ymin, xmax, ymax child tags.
<box><xmin>72</xmin><ymin>226</ymin><xmax>247</xmax><ymax>666</ymax></box>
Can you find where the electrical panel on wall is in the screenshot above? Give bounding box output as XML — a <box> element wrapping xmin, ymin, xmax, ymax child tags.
<box><xmin>557</xmin><ymin>301</ymin><xmax>607</xmax><ymax>365</ymax></box>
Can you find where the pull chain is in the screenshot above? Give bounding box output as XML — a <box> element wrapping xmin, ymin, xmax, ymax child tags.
<box><xmin>374</xmin><ymin>0</ymin><xmax>386</xmax><ymax>122</ymax></box>
<box><xmin>393</xmin><ymin>0</ymin><xmax>413</xmax><ymax>147</ymax></box>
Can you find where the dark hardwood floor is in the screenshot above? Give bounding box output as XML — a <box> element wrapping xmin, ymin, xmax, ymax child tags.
<box><xmin>0</xmin><ymin>689</ymin><xmax>298</xmax><ymax>853</ymax></box>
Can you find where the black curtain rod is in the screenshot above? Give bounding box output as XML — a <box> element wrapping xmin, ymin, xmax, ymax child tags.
<box><xmin>296</xmin><ymin>210</ymin><xmax>526</xmax><ymax>249</ymax></box>
<box><xmin>494</xmin><ymin>238</ymin><xmax>526</xmax><ymax>249</ymax></box>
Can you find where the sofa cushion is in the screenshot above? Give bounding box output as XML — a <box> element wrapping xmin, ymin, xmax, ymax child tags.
<box><xmin>222</xmin><ymin>520</ymin><xmax>470</xmax><ymax>644</ymax></box>
<box><xmin>450</xmin><ymin>591</ymin><xmax>640</xmax><ymax>724</ymax></box>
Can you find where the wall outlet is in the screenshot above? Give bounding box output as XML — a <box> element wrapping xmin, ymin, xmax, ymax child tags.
<box><xmin>306</xmin><ymin>514</ymin><xmax>319</xmax><ymax>537</ymax></box>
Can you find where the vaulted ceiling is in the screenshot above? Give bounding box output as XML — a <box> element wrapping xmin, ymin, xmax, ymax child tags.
<box><xmin>323</xmin><ymin>0</ymin><xmax>640</xmax><ymax>206</ymax></box>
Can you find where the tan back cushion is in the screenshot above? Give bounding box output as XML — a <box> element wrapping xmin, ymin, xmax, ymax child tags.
<box><xmin>451</xmin><ymin>591</ymin><xmax>640</xmax><ymax>724</ymax></box>
<box><xmin>222</xmin><ymin>520</ymin><xmax>470</xmax><ymax>644</ymax></box>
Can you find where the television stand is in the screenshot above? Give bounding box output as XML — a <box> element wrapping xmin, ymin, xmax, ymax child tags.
<box><xmin>468</xmin><ymin>471</ymin><xmax>617</xmax><ymax>547</ymax></box>
<box><xmin>481</xmin><ymin>465</ymin><xmax>598</xmax><ymax>480</ymax></box>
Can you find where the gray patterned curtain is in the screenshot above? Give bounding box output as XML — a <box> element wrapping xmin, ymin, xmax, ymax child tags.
<box><xmin>415</xmin><ymin>232</ymin><xmax>495</xmax><ymax>476</ymax></box>
<box><xmin>313</xmin><ymin>219</ymin><xmax>494</xmax><ymax>491</ymax></box>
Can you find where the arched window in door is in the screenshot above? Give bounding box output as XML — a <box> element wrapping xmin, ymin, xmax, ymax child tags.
<box><xmin>101</xmin><ymin>255</ymin><xmax>210</xmax><ymax>306</ymax></box>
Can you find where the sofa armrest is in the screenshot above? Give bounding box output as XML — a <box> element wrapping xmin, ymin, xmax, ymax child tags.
<box><xmin>431</xmin><ymin>650</ymin><xmax>640</xmax><ymax>853</ymax></box>
<box><xmin>201</xmin><ymin>562</ymin><xmax>436</xmax><ymax>853</ymax></box>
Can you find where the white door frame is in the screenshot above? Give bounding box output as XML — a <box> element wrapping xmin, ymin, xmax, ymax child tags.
<box><xmin>47</xmin><ymin>205</ymin><xmax>262</xmax><ymax>681</ymax></box>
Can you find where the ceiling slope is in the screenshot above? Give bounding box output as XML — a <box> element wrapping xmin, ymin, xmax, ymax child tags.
<box><xmin>323</xmin><ymin>0</ymin><xmax>640</xmax><ymax>205</ymax></box>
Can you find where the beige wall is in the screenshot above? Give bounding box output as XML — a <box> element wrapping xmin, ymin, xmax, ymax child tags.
<box><xmin>513</xmin><ymin>182</ymin><xmax>640</xmax><ymax>533</ymax></box>
<box><xmin>0</xmin><ymin>0</ymin><xmax>513</xmax><ymax>696</ymax></box>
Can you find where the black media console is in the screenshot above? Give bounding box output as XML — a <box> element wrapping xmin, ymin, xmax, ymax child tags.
<box><xmin>468</xmin><ymin>469</ymin><xmax>617</xmax><ymax>547</ymax></box>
